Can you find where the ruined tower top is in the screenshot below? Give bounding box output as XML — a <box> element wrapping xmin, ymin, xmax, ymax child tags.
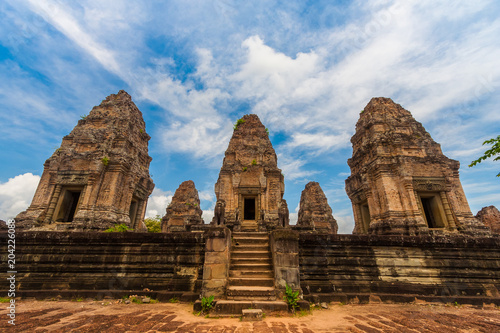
<box><xmin>349</xmin><ymin>97</ymin><xmax>446</xmax><ymax>175</ymax></box>
<box><xmin>221</xmin><ymin>114</ymin><xmax>278</xmax><ymax>170</ymax></box>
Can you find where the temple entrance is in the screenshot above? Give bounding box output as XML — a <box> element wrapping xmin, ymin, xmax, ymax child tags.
<box><xmin>243</xmin><ymin>197</ymin><xmax>256</xmax><ymax>220</ymax></box>
<box><xmin>418</xmin><ymin>193</ymin><xmax>446</xmax><ymax>228</ymax></box>
<box><xmin>54</xmin><ymin>187</ymin><xmax>83</xmax><ymax>222</ymax></box>
<box><xmin>129</xmin><ymin>198</ymin><xmax>139</xmax><ymax>228</ymax></box>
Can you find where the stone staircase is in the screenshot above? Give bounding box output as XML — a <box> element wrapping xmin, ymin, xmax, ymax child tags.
<box><xmin>213</xmin><ymin>231</ymin><xmax>288</xmax><ymax>314</ymax></box>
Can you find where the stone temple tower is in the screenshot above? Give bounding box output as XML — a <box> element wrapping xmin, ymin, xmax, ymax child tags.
<box><xmin>345</xmin><ymin>97</ymin><xmax>489</xmax><ymax>236</ymax></box>
<box><xmin>214</xmin><ymin>114</ymin><xmax>285</xmax><ymax>231</ymax></box>
<box><xmin>16</xmin><ymin>90</ymin><xmax>155</xmax><ymax>231</ymax></box>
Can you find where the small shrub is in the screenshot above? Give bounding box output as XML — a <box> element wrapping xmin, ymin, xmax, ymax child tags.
<box><xmin>265</xmin><ymin>128</ymin><xmax>269</xmax><ymax>136</ymax></box>
<box><xmin>149</xmin><ymin>299</ymin><xmax>159</xmax><ymax>304</ymax></box>
<box><xmin>76</xmin><ymin>297</ymin><xmax>84</xmax><ymax>302</ymax></box>
<box><xmin>295</xmin><ymin>309</ymin><xmax>309</xmax><ymax>317</ymax></box>
<box><xmin>0</xmin><ymin>297</ymin><xmax>10</xmax><ymax>303</ymax></box>
<box><xmin>139</xmin><ymin>128</ymin><xmax>144</xmax><ymax>133</ymax></box>
<box><xmin>242</xmin><ymin>167</ymin><xmax>247</xmax><ymax>172</ymax></box>
<box><xmin>233</xmin><ymin>118</ymin><xmax>245</xmax><ymax>130</ymax></box>
<box><xmin>104</xmin><ymin>224</ymin><xmax>131</xmax><ymax>232</ymax></box>
<box><xmin>80</xmin><ymin>114</ymin><xmax>87</xmax><ymax>120</ymax></box>
<box><xmin>101</xmin><ymin>156</ymin><xmax>109</xmax><ymax>166</ymax></box>
<box><xmin>251</xmin><ymin>159</ymin><xmax>257</xmax><ymax>165</ymax></box>
<box><xmin>131</xmin><ymin>297</ymin><xmax>142</xmax><ymax>304</ymax></box>
<box><xmin>169</xmin><ymin>297</ymin><xmax>179</xmax><ymax>303</ymax></box>
<box><xmin>144</xmin><ymin>215</ymin><xmax>161</xmax><ymax>233</ymax></box>
<box><xmin>201</xmin><ymin>295</ymin><xmax>215</xmax><ymax>313</ymax></box>
<box><xmin>283</xmin><ymin>284</ymin><xmax>300</xmax><ymax>313</ymax></box>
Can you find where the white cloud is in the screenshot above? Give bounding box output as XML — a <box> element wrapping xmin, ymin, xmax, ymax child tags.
<box><xmin>145</xmin><ymin>188</ymin><xmax>173</xmax><ymax>218</ymax></box>
<box><xmin>336</xmin><ymin>215</ymin><xmax>355</xmax><ymax>234</ymax></box>
<box><xmin>202</xmin><ymin>209</ymin><xmax>214</xmax><ymax>224</ymax></box>
<box><xmin>199</xmin><ymin>190</ymin><xmax>215</xmax><ymax>202</ymax></box>
<box><xmin>26</xmin><ymin>0</ymin><xmax>121</xmax><ymax>75</ymax></box>
<box><xmin>277</xmin><ymin>153</ymin><xmax>319</xmax><ymax>181</ymax></box>
<box><xmin>0</xmin><ymin>173</ymin><xmax>40</xmax><ymax>220</ymax></box>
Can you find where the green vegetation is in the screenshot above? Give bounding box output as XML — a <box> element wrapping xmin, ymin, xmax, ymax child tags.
<box><xmin>201</xmin><ymin>295</ymin><xmax>215</xmax><ymax>313</ymax></box>
<box><xmin>80</xmin><ymin>114</ymin><xmax>87</xmax><ymax>120</ymax></box>
<box><xmin>169</xmin><ymin>297</ymin><xmax>179</xmax><ymax>303</ymax></box>
<box><xmin>131</xmin><ymin>296</ymin><xmax>142</xmax><ymax>304</ymax></box>
<box><xmin>0</xmin><ymin>297</ymin><xmax>10</xmax><ymax>303</ymax></box>
<box><xmin>144</xmin><ymin>215</ymin><xmax>161</xmax><ymax>233</ymax></box>
<box><xmin>101</xmin><ymin>156</ymin><xmax>109</xmax><ymax>166</ymax></box>
<box><xmin>283</xmin><ymin>284</ymin><xmax>300</xmax><ymax>313</ymax></box>
<box><xmin>265</xmin><ymin>127</ymin><xmax>269</xmax><ymax>136</ymax></box>
<box><xmin>139</xmin><ymin>128</ymin><xmax>144</xmax><ymax>133</ymax></box>
<box><xmin>251</xmin><ymin>159</ymin><xmax>257</xmax><ymax>165</ymax></box>
<box><xmin>234</xmin><ymin>118</ymin><xmax>245</xmax><ymax>130</ymax></box>
<box><xmin>149</xmin><ymin>299</ymin><xmax>159</xmax><ymax>304</ymax></box>
<box><xmin>242</xmin><ymin>166</ymin><xmax>247</xmax><ymax>172</ymax></box>
<box><xmin>469</xmin><ymin>135</ymin><xmax>500</xmax><ymax>177</ymax></box>
<box><xmin>104</xmin><ymin>224</ymin><xmax>131</xmax><ymax>232</ymax></box>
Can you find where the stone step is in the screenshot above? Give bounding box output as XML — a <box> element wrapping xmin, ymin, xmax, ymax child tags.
<box><xmin>213</xmin><ymin>300</ymin><xmax>288</xmax><ymax>315</ymax></box>
<box><xmin>227</xmin><ymin>286</ymin><xmax>276</xmax><ymax>299</ymax></box>
<box><xmin>231</xmin><ymin>258</ymin><xmax>272</xmax><ymax>265</ymax></box>
<box><xmin>233</xmin><ymin>238</ymin><xmax>269</xmax><ymax>245</ymax></box>
<box><xmin>229</xmin><ymin>270</ymin><xmax>274</xmax><ymax>278</ymax></box>
<box><xmin>233</xmin><ymin>232</ymin><xmax>268</xmax><ymax>237</ymax></box>
<box><xmin>228</xmin><ymin>277</ymin><xmax>274</xmax><ymax>287</ymax></box>
<box><xmin>241</xmin><ymin>227</ymin><xmax>259</xmax><ymax>232</ymax></box>
<box><xmin>231</xmin><ymin>250</ymin><xmax>271</xmax><ymax>257</ymax></box>
<box><xmin>232</xmin><ymin>244</ymin><xmax>269</xmax><ymax>252</ymax></box>
<box><xmin>230</xmin><ymin>263</ymin><xmax>273</xmax><ymax>271</ymax></box>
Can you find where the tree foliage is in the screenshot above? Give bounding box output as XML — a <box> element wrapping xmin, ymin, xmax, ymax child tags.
<box><xmin>144</xmin><ymin>215</ymin><xmax>161</xmax><ymax>233</ymax></box>
<box><xmin>469</xmin><ymin>135</ymin><xmax>500</xmax><ymax>177</ymax></box>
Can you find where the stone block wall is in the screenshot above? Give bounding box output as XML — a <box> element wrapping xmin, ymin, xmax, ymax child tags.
<box><xmin>0</xmin><ymin>231</ymin><xmax>204</xmax><ymax>300</ymax></box>
<box><xmin>202</xmin><ymin>227</ymin><xmax>231</xmax><ymax>298</ymax></box>
<box><xmin>299</xmin><ymin>233</ymin><xmax>500</xmax><ymax>305</ymax></box>
<box><xmin>270</xmin><ymin>229</ymin><xmax>300</xmax><ymax>298</ymax></box>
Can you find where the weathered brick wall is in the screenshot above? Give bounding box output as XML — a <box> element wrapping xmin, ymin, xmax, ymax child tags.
<box><xmin>299</xmin><ymin>234</ymin><xmax>500</xmax><ymax>305</ymax></box>
<box><xmin>0</xmin><ymin>231</ymin><xmax>205</xmax><ymax>300</ymax></box>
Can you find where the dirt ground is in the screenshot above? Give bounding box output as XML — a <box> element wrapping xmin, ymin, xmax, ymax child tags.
<box><xmin>1</xmin><ymin>300</ymin><xmax>500</xmax><ymax>332</ymax></box>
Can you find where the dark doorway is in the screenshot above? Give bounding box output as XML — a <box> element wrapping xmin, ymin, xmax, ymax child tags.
<box><xmin>421</xmin><ymin>197</ymin><xmax>436</xmax><ymax>228</ymax></box>
<box><xmin>55</xmin><ymin>189</ymin><xmax>82</xmax><ymax>222</ymax></box>
<box><xmin>66</xmin><ymin>191</ymin><xmax>81</xmax><ymax>222</ymax></box>
<box><xmin>244</xmin><ymin>197</ymin><xmax>256</xmax><ymax>220</ymax></box>
<box><xmin>129</xmin><ymin>199</ymin><xmax>139</xmax><ymax>228</ymax></box>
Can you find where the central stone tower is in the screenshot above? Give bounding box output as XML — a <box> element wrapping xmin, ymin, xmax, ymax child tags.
<box><xmin>214</xmin><ymin>114</ymin><xmax>285</xmax><ymax>231</ymax></box>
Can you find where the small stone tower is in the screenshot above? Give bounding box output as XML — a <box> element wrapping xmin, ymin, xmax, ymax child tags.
<box><xmin>345</xmin><ymin>97</ymin><xmax>489</xmax><ymax>236</ymax></box>
<box><xmin>16</xmin><ymin>90</ymin><xmax>155</xmax><ymax>231</ymax></box>
<box><xmin>214</xmin><ymin>114</ymin><xmax>285</xmax><ymax>231</ymax></box>
<box><xmin>161</xmin><ymin>180</ymin><xmax>204</xmax><ymax>232</ymax></box>
<box><xmin>297</xmin><ymin>182</ymin><xmax>338</xmax><ymax>234</ymax></box>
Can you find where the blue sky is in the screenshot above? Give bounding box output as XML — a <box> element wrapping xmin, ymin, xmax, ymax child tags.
<box><xmin>1</xmin><ymin>0</ymin><xmax>499</xmax><ymax>233</ymax></box>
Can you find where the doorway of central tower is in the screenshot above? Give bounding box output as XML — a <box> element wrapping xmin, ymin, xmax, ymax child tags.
<box><xmin>243</xmin><ymin>197</ymin><xmax>256</xmax><ymax>220</ymax></box>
